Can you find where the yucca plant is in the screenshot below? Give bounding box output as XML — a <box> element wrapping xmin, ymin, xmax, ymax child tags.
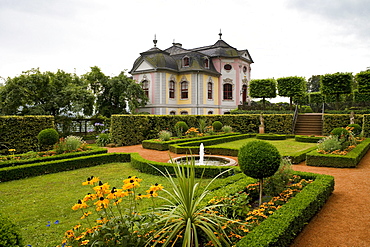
<box><xmin>147</xmin><ymin>159</ymin><xmax>233</xmax><ymax>247</ymax></box>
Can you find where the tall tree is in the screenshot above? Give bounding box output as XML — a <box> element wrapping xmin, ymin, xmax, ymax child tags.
<box><xmin>355</xmin><ymin>71</ymin><xmax>370</xmax><ymax>93</ymax></box>
<box><xmin>277</xmin><ymin>76</ymin><xmax>306</xmax><ymax>109</ymax></box>
<box><xmin>0</xmin><ymin>68</ymin><xmax>94</xmax><ymax>116</ymax></box>
<box><xmin>83</xmin><ymin>67</ymin><xmax>148</xmax><ymax>117</ymax></box>
<box><xmin>307</xmin><ymin>75</ymin><xmax>321</xmax><ymax>93</ymax></box>
<box><xmin>320</xmin><ymin>72</ymin><xmax>353</xmax><ymax>109</ymax></box>
<box><xmin>249</xmin><ymin>79</ymin><xmax>277</xmax><ymax>109</ymax></box>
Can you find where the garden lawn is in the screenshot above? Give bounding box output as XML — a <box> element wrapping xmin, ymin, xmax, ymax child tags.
<box><xmin>212</xmin><ymin>138</ymin><xmax>317</xmax><ymax>156</ymax></box>
<box><xmin>0</xmin><ymin>162</ymin><xmax>214</xmax><ymax>247</ymax></box>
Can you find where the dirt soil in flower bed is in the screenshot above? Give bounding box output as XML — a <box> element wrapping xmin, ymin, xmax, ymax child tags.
<box><xmin>107</xmin><ymin>145</ymin><xmax>370</xmax><ymax>246</ymax></box>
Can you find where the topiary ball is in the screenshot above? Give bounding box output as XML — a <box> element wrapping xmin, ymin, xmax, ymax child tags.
<box><xmin>174</xmin><ymin>121</ymin><xmax>189</xmax><ymax>133</ymax></box>
<box><xmin>347</xmin><ymin>124</ymin><xmax>362</xmax><ymax>136</ymax></box>
<box><xmin>212</xmin><ymin>121</ymin><xmax>223</xmax><ymax>131</ymax></box>
<box><xmin>238</xmin><ymin>140</ymin><xmax>281</xmax><ymax>179</ymax></box>
<box><xmin>331</xmin><ymin>127</ymin><xmax>349</xmax><ymax>138</ymax></box>
<box><xmin>37</xmin><ymin>128</ymin><xmax>59</xmax><ymax>146</ymax></box>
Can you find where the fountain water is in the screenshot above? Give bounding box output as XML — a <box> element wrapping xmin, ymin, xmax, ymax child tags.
<box><xmin>199</xmin><ymin>143</ymin><xmax>204</xmax><ymax>165</ymax></box>
<box><xmin>170</xmin><ymin>143</ymin><xmax>237</xmax><ymax>166</ymax></box>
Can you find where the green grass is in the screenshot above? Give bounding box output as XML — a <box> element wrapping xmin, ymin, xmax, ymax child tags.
<box><xmin>0</xmin><ymin>162</ymin><xmax>214</xmax><ymax>247</ymax></box>
<box><xmin>211</xmin><ymin>138</ymin><xmax>317</xmax><ymax>156</ymax></box>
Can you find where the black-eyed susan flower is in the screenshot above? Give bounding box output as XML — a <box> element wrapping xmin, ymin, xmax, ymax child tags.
<box><xmin>94</xmin><ymin>197</ymin><xmax>109</xmax><ymax>210</ymax></box>
<box><xmin>148</xmin><ymin>183</ymin><xmax>164</xmax><ymax>192</ymax></box>
<box><xmin>82</xmin><ymin>176</ymin><xmax>100</xmax><ymax>185</ymax></box>
<box><xmin>72</xmin><ymin>200</ymin><xmax>88</xmax><ymax>210</ymax></box>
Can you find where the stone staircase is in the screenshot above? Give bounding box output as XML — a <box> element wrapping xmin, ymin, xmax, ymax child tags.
<box><xmin>294</xmin><ymin>113</ymin><xmax>323</xmax><ymax>136</ymax></box>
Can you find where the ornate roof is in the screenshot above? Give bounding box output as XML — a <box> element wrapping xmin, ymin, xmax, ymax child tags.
<box><xmin>130</xmin><ymin>34</ymin><xmax>253</xmax><ymax>75</ymax></box>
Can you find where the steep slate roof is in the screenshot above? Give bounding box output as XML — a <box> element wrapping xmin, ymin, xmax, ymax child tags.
<box><xmin>130</xmin><ymin>36</ymin><xmax>253</xmax><ymax>75</ymax></box>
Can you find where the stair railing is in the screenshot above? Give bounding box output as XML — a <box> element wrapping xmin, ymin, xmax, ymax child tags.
<box><xmin>292</xmin><ymin>104</ymin><xmax>299</xmax><ymax>134</ymax></box>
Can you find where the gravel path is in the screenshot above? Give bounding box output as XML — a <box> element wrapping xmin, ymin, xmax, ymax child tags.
<box><xmin>107</xmin><ymin>145</ymin><xmax>370</xmax><ymax>246</ymax></box>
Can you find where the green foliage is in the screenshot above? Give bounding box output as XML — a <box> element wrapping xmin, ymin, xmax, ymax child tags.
<box><xmin>37</xmin><ymin>128</ymin><xmax>59</xmax><ymax>147</ymax></box>
<box><xmin>174</xmin><ymin>121</ymin><xmax>189</xmax><ymax>134</ymax></box>
<box><xmin>0</xmin><ymin>68</ymin><xmax>94</xmax><ymax>116</ymax></box>
<box><xmin>294</xmin><ymin>135</ymin><xmax>323</xmax><ymax>143</ymax></box>
<box><xmin>317</xmin><ymin>136</ymin><xmax>342</xmax><ymax>152</ymax></box>
<box><xmin>0</xmin><ymin>116</ymin><xmax>55</xmax><ymax>153</ymax></box>
<box><xmin>198</xmin><ymin>118</ymin><xmax>207</xmax><ymax>133</ymax></box>
<box><xmin>277</xmin><ymin>76</ymin><xmax>306</xmax><ymax>106</ymax></box>
<box><xmin>158</xmin><ymin>130</ymin><xmax>172</xmax><ymax>141</ymax></box>
<box><xmin>238</xmin><ymin>140</ymin><xmax>281</xmax><ymax>179</ymax></box>
<box><xmin>309</xmin><ymin>92</ymin><xmax>324</xmax><ymax>104</ymax></box>
<box><xmin>306</xmin><ymin>138</ymin><xmax>370</xmax><ymax>168</ymax></box>
<box><xmin>96</xmin><ymin>133</ymin><xmax>112</xmax><ymax>147</ymax></box>
<box><xmin>236</xmin><ymin>172</ymin><xmax>334</xmax><ymax>247</ymax></box>
<box><xmin>83</xmin><ymin>66</ymin><xmax>148</xmax><ymax>117</ymax></box>
<box><xmin>221</xmin><ymin>125</ymin><xmax>233</xmax><ymax>133</ymax></box>
<box><xmin>320</xmin><ymin>72</ymin><xmax>353</xmax><ymax>104</ymax></box>
<box><xmin>347</xmin><ymin>123</ymin><xmax>362</xmax><ymax>136</ymax></box>
<box><xmin>323</xmin><ymin>114</ymin><xmax>363</xmax><ymax>136</ymax></box>
<box><xmin>331</xmin><ymin>127</ymin><xmax>349</xmax><ymax>137</ymax></box>
<box><xmin>263</xmin><ymin>158</ymin><xmax>293</xmax><ymax>197</ymax></box>
<box><xmin>353</xmin><ymin>89</ymin><xmax>370</xmax><ymax>103</ymax></box>
<box><xmin>355</xmin><ymin>70</ymin><xmax>370</xmax><ymax>93</ymax></box>
<box><xmin>212</xmin><ymin>120</ymin><xmax>223</xmax><ymax>131</ymax></box>
<box><xmin>307</xmin><ymin>75</ymin><xmax>321</xmax><ymax>93</ymax></box>
<box><xmin>249</xmin><ymin>79</ymin><xmax>277</xmax><ymax>108</ymax></box>
<box><xmin>0</xmin><ymin>153</ymin><xmax>130</xmax><ymax>182</ymax></box>
<box><xmin>256</xmin><ymin>134</ymin><xmax>287</xmax><ymax>140</ymax></box>
<box><xmin>0</xmin><ymin>212</ymin><xmax>23</xmax><ymax>246</ymax></box>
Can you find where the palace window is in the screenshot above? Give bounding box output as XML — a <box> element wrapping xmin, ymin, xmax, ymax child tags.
<box><xmin>169</xmin><ymin>80</ymin><xmax>175</xmax><ymax>99</ymax></box>
<box><xmin>208</xmin><ymin>111</ymin><xmax>213</xmax><ymax>115</ymax></box>
<box><xmin>181</xmin><ymin>111</ymin><xmax>188</xmax><ymax>115</ymax></box>
<box><xmin>181</xmin><ymin>81</ymin><xmax>188</xmax><ymax>99</ymax></box>
<box><xmin>223</xmin><ymin>83</ymin><xmax>233</xmax><ymax>100</ymax></box>
<box><xmin>204</xmin><ymin>58</ymin><xmax>209</xmax><ymax>68</ymax></box>
<box><xmin>183</xmin><ymin>57</ymin><xmax>190</xmax><ymax>67</ymax></box>
<box><xmin>224</xmin><ymin>64</ymin><xmax>232</xmax><ymax>71</ymax></box>
<box><xmin>142</xmin><ymin>80</ymin><xmax>149</xmax><ymax>98</ymax></box>
<box><xmin>170</xmin><ymin>111</ymin><xmax>176</xmax><ymax>115</ymax></box>
<box><xmin>207</xmin><ymin>82</ymin><xmax>213</xmax><ymax>100</ymax></box>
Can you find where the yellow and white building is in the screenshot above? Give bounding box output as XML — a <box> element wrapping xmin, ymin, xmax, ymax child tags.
<box><xmin>130</xmin><ymin>33</ymin><xmax>253</xmax><ymax>115</ymax></box>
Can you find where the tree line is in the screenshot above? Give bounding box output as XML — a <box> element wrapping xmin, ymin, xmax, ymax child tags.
<box><xmin>0</xmin><ymin>66</ymin><xmax>148</xmax><ymax>117</ymax></box>
<box><xmin>249</xmin><ymin>69</ymin><xmax>370</xmax><ymax>109</ymax></box>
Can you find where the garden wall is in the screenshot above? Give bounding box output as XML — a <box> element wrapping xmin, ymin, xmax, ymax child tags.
<box><xmin>322</xmin><ymin>114</ymin><xmax>364</xmax><ymax>136</ymax></box>
<box><xmin>111</xmin><ymin>114</ymin><xmax>293</xmax><ymax>146</ymax></box>
<box><xmin>0</xmin><ymin>116</ymin><xmax>55</xmax><ymax>153</ymax></box>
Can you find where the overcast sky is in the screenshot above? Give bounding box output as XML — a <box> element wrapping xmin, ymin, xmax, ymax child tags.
<box><xmin>1</xmin><ymin>0</ymin><xmax>369</xmax><ymax>83</ymax></box>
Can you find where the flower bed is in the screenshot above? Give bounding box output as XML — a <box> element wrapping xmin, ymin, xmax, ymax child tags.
<box><xmin>306</xmin><ymin>138</ymin><xmax>370</xmax><ymax>167</ymax></box>
<box><xmin>142</xmin><ymin>133</ymin><xmax>240</xmax><ymax>151</ymax></box>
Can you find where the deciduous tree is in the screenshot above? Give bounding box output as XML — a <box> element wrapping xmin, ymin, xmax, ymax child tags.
<box><xmin>277</xmin><ymin>76</ymin><xmax>306</xmax><ymax>109</ymax></box>
<box><xmin>249</xmin><ymin>79</ymin><xmax>277</xmax><ymax>109</ymax></box>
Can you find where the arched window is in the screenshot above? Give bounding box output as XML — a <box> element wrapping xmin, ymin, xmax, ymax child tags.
<box><xmin>207</xmin><ymin>82</ymin><xmax>213</xmax><ymax>100</ymax></box>
<box><xmin>183</xmin><ymin>57</ymin><xmax>190</xmax><ymax>67</ymax></box>
<box><xmin>142</xmin><ymin>80</ymin><xmax>149</xmax><ymax>98</ymax></box>
<box><xmin>204</xmin><ymin>58</ymin><xmax>209</xmax><ymax>68</ymax></box>
<box><xmin>223</xmin><ymin>83</ymin><xmax>233</xmax><ymax>100</ymax></box>
<box><xmin>181</xmin><ymin>81</ymin><xmax>188</xmax><ymax>99</ymax></box>
<box><xmin>208</xmin><ymin>111</ymin><xmax>213</xmax><ymax>115</ymax></box>
<box><xmin>169</xmin><ymin>80</ymin><xmax>175</xmax><ymax>99</ymax></box>
<box><xmin>181</xmin><ymin>111</ymin><xmax>188</xmax><ymax>115</ymax></box>
<box><xmin>170</xmin><ymin>111</ymin><xmax>176</xmax><ymax>115</ymax></box>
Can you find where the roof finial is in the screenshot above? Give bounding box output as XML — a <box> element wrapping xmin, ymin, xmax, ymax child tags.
<box><xmin>219</xmin><ymin>29</ymin><xmax>222</xmax><ymax>40</ymax></box>
<box><xmin>153</xmin><ymin>34</ymin><xmax>157</xmax><ymax>47</ymax></box>
<box><xmin>172</xmin><ymin>39</ymin><xmax>175</xmax><ymax>45</ymax></box>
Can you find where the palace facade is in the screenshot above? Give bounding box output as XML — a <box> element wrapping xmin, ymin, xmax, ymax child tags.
<box><xmin>129</xmin><ymin>33</ymin><xmax>253</xmax><ymax>115</ymax></box>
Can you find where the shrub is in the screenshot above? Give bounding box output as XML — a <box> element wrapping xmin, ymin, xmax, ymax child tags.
<box><xmin>158</xmin><ymin>130</ymin><xmax>172</xmax><ymax>141</ymax></box>
<box><xmin>37</xmin><ymin>128</ymin><xmax>59</xmax><ymax>146</ymax></box>
<box><xmin>331</xmin><ymin>127</ymin><xmax>349</xmax><ymax>138</ymax></box>
<box><xmin>212</xmin><ymin>121</ymin><xmax>223</xmax><ymax>131</ymax></box>
<box><xmin>65</xmin><ymin>136</ymin><xmax>84</xmax><ymax>151</ymax></box>
<box><xmin>347</xmin><ymin>124</ymin><xmax>362</xmax><ymax>136</ymax></box>
<box><xmin>0</xmin><ymin>212</ymin><xmax>23</xmax><ymax>246</ymax></box>
<box><xmin>221</xmin><ymin>125</ymin><xmax>233</xmax><ymax>133</ymax></box>
<box><xmin>198</xmin><ymin>118</ymin><xmax>207</xmax><ymax>133</ymax></box>
<box><xmin>317</xmin><ymin>136</ymin><xmax>342</xmax><ymax>152</ymax></box>
<box><xmin>263</xmin><ymin>157</ymin><xmax>293</xmax><ymax>197</ymax></box>
<box><xmin>96</xmin><ymin>133</ymin><xmax>111</xmax><ymax>147</ymax></box>
<box><xmin>238</xmin><ymin>140</ymin><xmax>281</xmax><ymax>205</ymax></box>
<box><xmin>174</xmin><ymin>121</ymin><xmax>189</xmax><ymax>137</ymax></box>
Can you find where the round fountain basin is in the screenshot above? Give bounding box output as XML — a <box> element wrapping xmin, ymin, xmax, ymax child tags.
<box><xmin>169</xmin><ymin>155</ymin><xmax>237</xmax><ymax>166</ymax></box>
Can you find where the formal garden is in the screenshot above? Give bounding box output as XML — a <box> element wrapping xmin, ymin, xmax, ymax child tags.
<box><xmin>2</xmin><ymin>111</ymin><xmax>370</xmax><ymax>247</ymax></box>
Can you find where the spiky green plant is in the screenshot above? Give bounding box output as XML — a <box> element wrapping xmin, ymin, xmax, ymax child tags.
<box><xmin>147</xmin><ymin>160</ymin><xmax>233</xmax><ymax>247</ymax></box>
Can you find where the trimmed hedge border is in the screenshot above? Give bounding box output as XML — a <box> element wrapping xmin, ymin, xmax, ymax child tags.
<box><xmin>0</xmin><ymin>153</ymin><xmax>130</xmax><ymax>182</ymax></box>
<box><xmin>306</xmin><ymin>138</ymin><xmax>370</xmax><ymax>168</ymax></box>
<box><xmin>0</xmin><ymin>148</ymin><xmax>108</xmax><ymax>168</ymax></box>
<box><xmin>169</xmin><ymin>134</ymin><xmax>254</xmax><ymax>154</ymax></box>
<box><xmin>142</xmin><ymin>133</ymin><xmax>240</xmax><ymax>151</ymax></box>
<box><xmin>236</xmin><ymin>171</ymin><xmax>334</xmax><ymax>246</ymax></box>
<box><xmin>130</xmin><ymin>153</ymin><xmax>240</xmax><ymax>178</ymax></box>
<box><xmin>256</xmin><ymin>134</ymin><xmax>287</xmax><ymax>140</ymax></box>
<box><xmin>295</xmin><ymin>135</ymin><xmax>323</xmax><ymax>143</ymax></box>
<box><xmin>289</xmin><ymin>146</ymin><xmax>317</xmax><ymax>164</ymax></box>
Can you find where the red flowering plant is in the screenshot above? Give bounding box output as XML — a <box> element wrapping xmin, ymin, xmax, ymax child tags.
<box><xmin>61</xmin><ymin>176</ymin><xmax>164</xmax><ymax>247</ymax></box>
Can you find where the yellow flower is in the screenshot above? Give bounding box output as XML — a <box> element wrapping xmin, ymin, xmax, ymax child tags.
<box><xmin>8</xmin><ymin>149</ymin><xmax>16</xmax><ymax>152</ymax></box>
<box><xmin>148</xmin><ymin>183</ymin><xmax>164</xmax><ymax>192</ymax></box>
<box><xmin>81</xmin><ymin>240</ymin><xmax>90</xmax><ymax>245</ymax></box>
<box><xmin>94</xmin><ymin>197</ymin><xmax>109</xmax><ymax>210</ymax></box>
<box><xmin>82</xmin><ymin>176</ymin><xmax>99</xmax><ymax>185</ymax></box>
<box><xmin>72</xmin><ymin>200</ymin><xmax>88</xmax><ymax>210</ymax></box>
